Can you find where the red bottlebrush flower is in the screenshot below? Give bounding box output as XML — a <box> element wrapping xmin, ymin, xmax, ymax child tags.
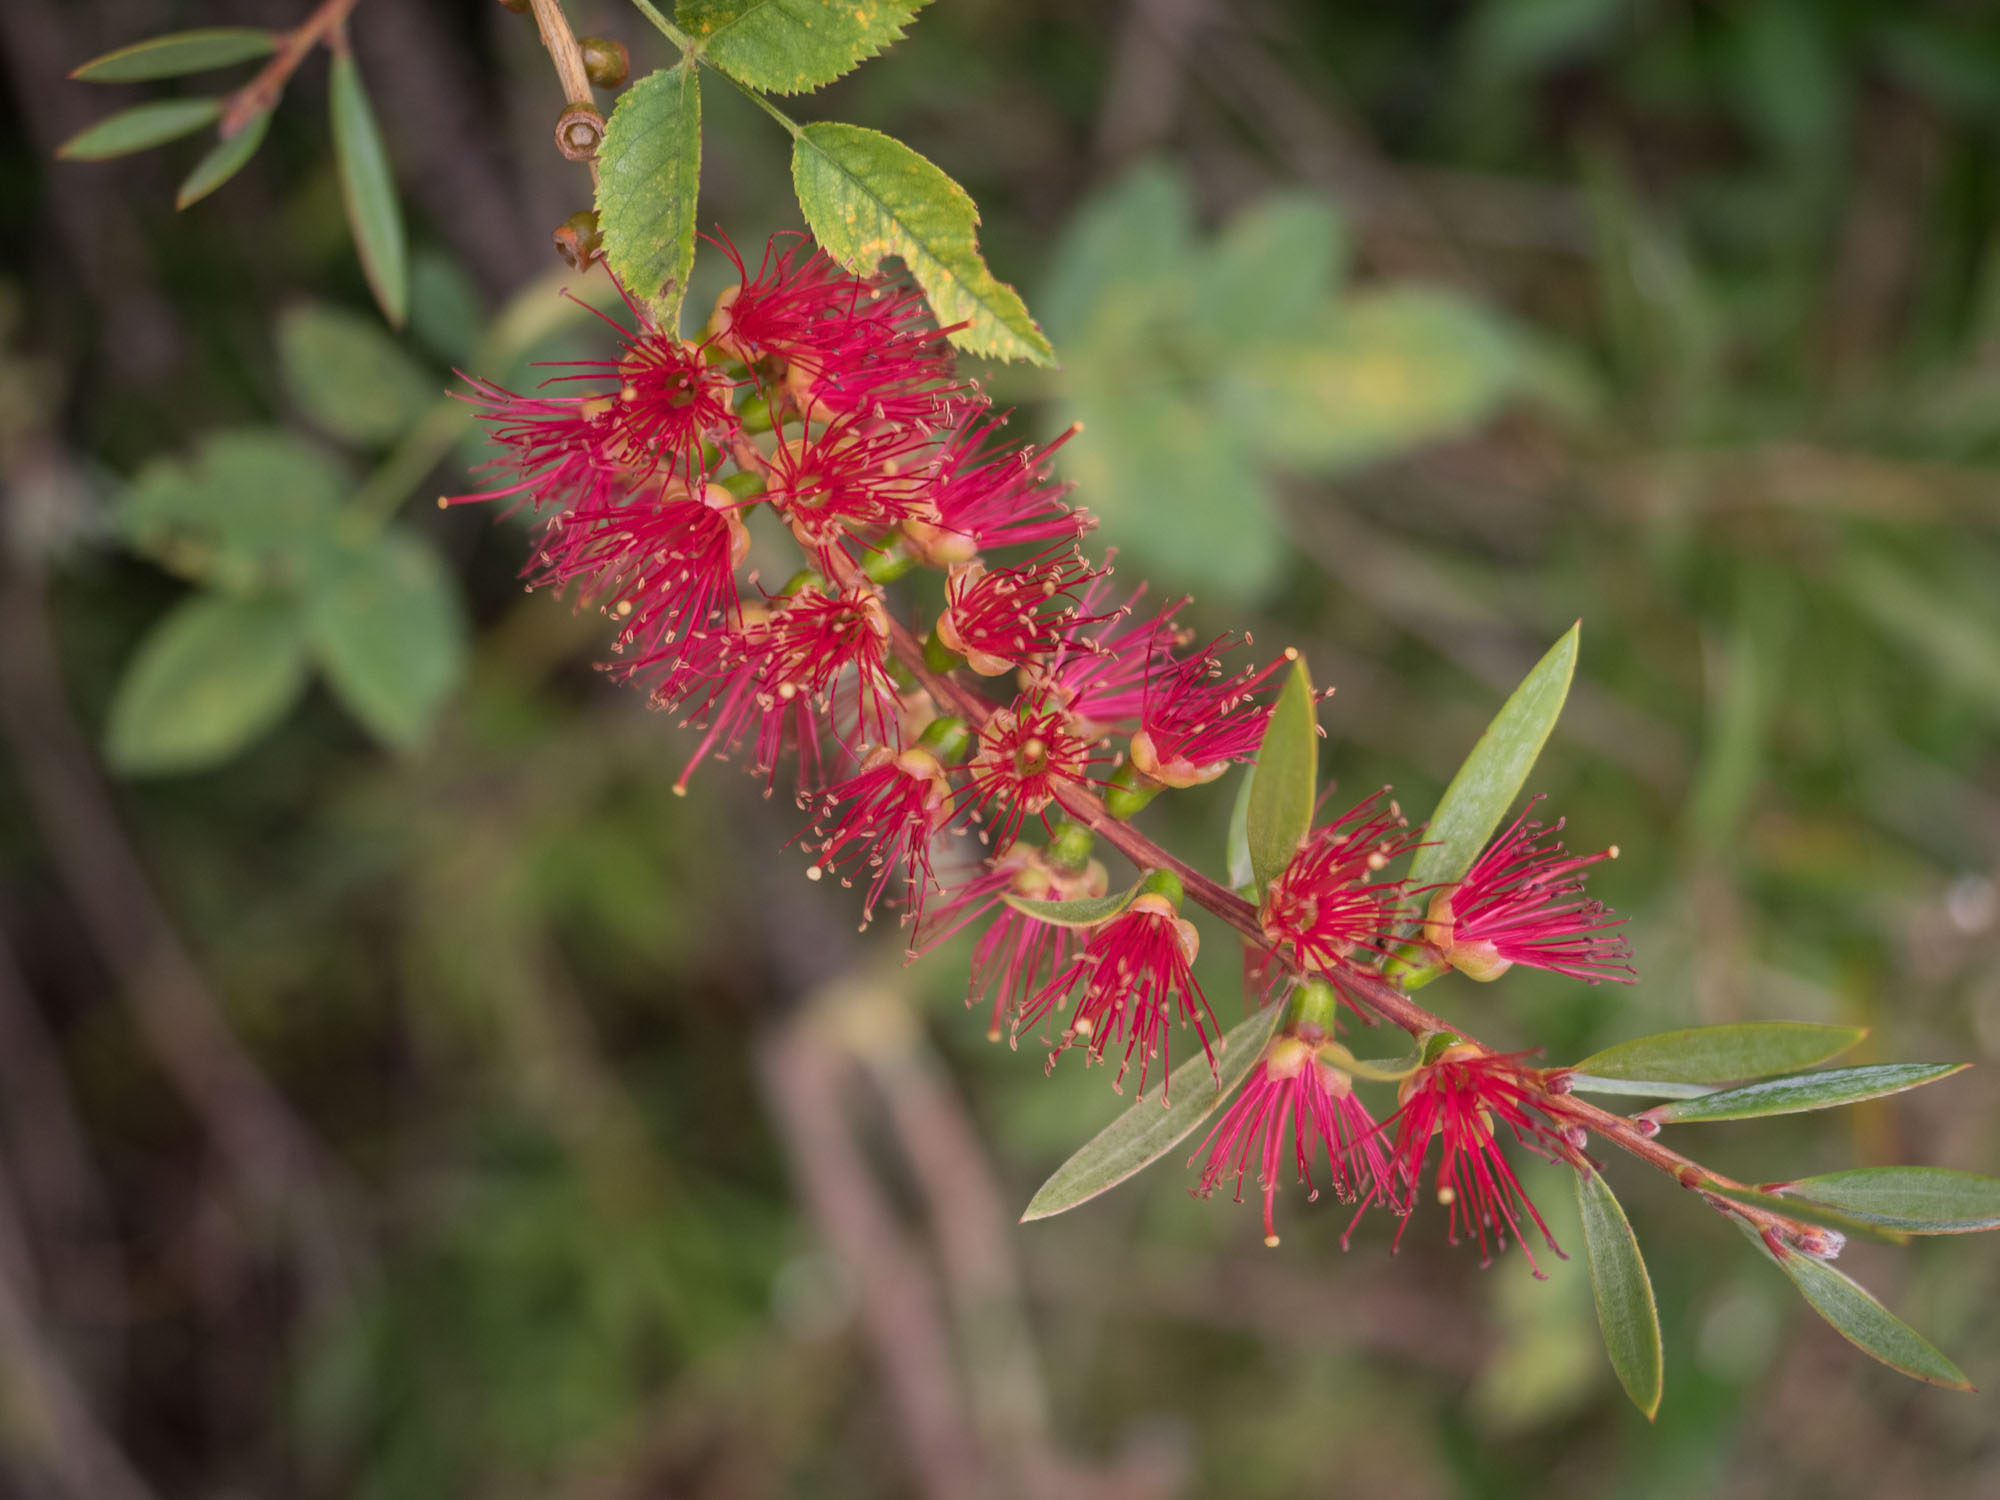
<box><xmin>1038</xmin><ymin>584</ymin><xmax>1182</xmax><ymax>735</ymax></box>
<box><xmin>903</xmin><ymin>415</ymin><xmax>1086</xmax><ymax>566</ymax></box>
<box><xmin>536</xmin><ymin>480</ymin><xmax>749</xmax><ymax>665</ymax></box>
<box><xmin>707</xmin><ymin>234</ymin><xmax>967</xmax><ymax>428</ymax></box>
<box><xmin>1127</xmin><ymin>639</ymin><xmax>1290</xmax><ymax>788</ymax></box>
<box><xmin>763</xmin><ymin>415</ymin><xmax>939</xmax><ymax>573</ymax></box>
<box><xmin>936</xmin><ymin>550</ymin><xmax>1106</xmax><ymax>677</ymax></box>
<box><xmin>1354</xmin><ymin>1045</ymin><xmax>1574</xmax><ymax>1277</ymax></box>
<box><xmin>1191</xmin><ymin>1026</ymin><xmax>1392</xmax><ymax>1247</ymax></box>
<box><xmin>912</xmin><ymin>839</ymin><xmax>1107</xmax><ymax>1039</ymax></box>
<box><xmin>1260</xmin><ymin>791</ymin><xmax>1422</xmax><ymax>973</ymax></box>
<box><xmin>802</xmin><ymin>743</ymin><xmax>958</xmax><ymax>929</ymax></box>
<box><xmin>1424</xmin><ymin>800</ymin><xmax>1633</xmax><ymax>984</ymax></box>
<box><xmin>961</xmin><ymin>694</ymin><xmax>1097</xmax><ymax>852</ymax></box>
<box><xmin>664</xmin><ymin>584</ymin><xmax>898</xmax><ymax>793</ymax></box>
<box><xmin>455</xmin><ymin>302</ymin><xmax>738</xmax><ymax>510</ymax></box>
<box><xmin>1025</xmin><ymin>876</ymin><xmax>1218</xmax><ymax>1101</ymax></box>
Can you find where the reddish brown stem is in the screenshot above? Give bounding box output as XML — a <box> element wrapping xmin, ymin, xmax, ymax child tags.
<box><xmin>220</xmin><ymin>0</ymin><xmax>361</xmax><ymax>135</ymax></box>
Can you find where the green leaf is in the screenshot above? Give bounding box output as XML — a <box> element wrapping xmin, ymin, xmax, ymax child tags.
<box><xmin>1750</xmin><ymin>1231</ymin><xmax>1974</xmax><ymax>1390</ymax></box>
<box><xmin>1219</xmin><ymin>288</ymin><xmax>1519</xmax><ymax>474</ymax></box>
<box><xmin>1038</xmin><ymin>163</ymin><xmax>1193</xmax><ymax>342</ymax></box>
<box><xmin>1002</xmin><ymin>881</ymin><xmax>1142</xmax><ymax>930</ymax></box>
<box><xmin>679</xmin><ymin>0</ymin><xmax>928</xmax><ymax>94</ymax></box>
<box><xmin>1647</xmin><ymin>1063</ymin><xmax>1968</xmax><ymax>1125</ymax></box>
<box><xmin>330</xmin><ymin>53</ymin><xmax>409</xmax><ymax>328</ymax></box>
<box><xmin>1703</xmin><ymin>1185</ymin><xmax>1910</xmax><ymax>1246</ymax></box>
<box><xmin>1226</xmin><ymin>765</ymin><xmax>1256</xmax><ymax>893</ymax></box>
<box><xmin>1562</xmin><ymin>1075</ymin><xmax>1717</xmax><ymax>1100</ymax></box>
<box><xmin>1020</xmin><ymin>1002</ymin><xmax>1283</xmax><ymax>1221</ymax></box>
<box><xmin>1194</xmin><ymin>193</ymin><xmax>1347</xmax><ymax>349</ymax></box>
<box><xmin>118</xmin><ymin>429</ymin><xmax>345</xmax><ymax>591</ymax></box>
<box><xmin>1573</xmin><ymin>1166</ymin><xmax>1663</xmax><ymax>1420</ymax></box>
<box><xmin>106</xmin><ymin>593</ymin><xmax>309</xmax><ymax>775</ymax></box>
<box><xmin>596</xmin><ymin>63</ymin><xmax>702</xmax><ymax>325</ymax></box>
<box><xmin>1406</xmin><ymin>623</ymin><xmax>1580</xmax><ymax>891</ymax></box>
<box><xmin>1245</xmin><ymin>656</ymin><xmax>1317</xmax><ymax>896</ymax></box>
<box><xmin>71</xmin><ymin>27</ymin><xmax>276</xmax><ymax>82</ymax></box>
<box><xmin>1571</xmin><ymin>1023</ymin><xmax>1868</xmax><ymax>1086</ymax></box>
<box><xmin>792</xmin><ymin>122</ymin><xmax>1053</xmax><ymax>365</ymax></box>
<box><xmin>277</xmin><ymin>302</ymin><xmax>436</xmax><ymax>447</ymax></box>
<box><xmin>57</xmin><ymin>98</ymin><xmax>221</xmax><ymax>160</ymax></box>
<box><xmin>175</xmin><ymin>109</ymin><xmax>269</xmax><ymax>209</ymax></box>
<box><xmin>305</xmin><ymin>533</ymin><xmax>467</xmax><ymax>753</ymax></box>
<box><xmin>1776</xmin><ymin>1168</ymin><xmax>2000</xmax><ymax>1235</ymax></box>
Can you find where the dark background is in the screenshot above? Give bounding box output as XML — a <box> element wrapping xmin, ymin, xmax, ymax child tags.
<box><xmin>3</xmin><ymin>1</ymin><xmax>1999</xmax><ymax>1496</ymax></box>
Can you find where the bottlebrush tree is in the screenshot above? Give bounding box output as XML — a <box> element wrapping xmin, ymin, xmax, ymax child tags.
<box><xmin>62</xmin><ymin>0</ymin><xmax>2000</xmax><ymax>1421</ymax></box>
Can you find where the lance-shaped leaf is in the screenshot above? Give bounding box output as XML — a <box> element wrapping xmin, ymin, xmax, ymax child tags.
<box><xmin>597</xmin><ymin>62</ymin><xmax>701</xmax><ymax>324</ymax></box>
<box><xmin>1748</xmin><ymin>1230</ymin><xmax>1973</xmax><ymax>1390</ymax></box>
<box><xmin>1645</xmin><ymin>1063</ymin><xmax>1968</xmax><ymax>1125</ymax></box>
<box><xmin>1002</xmin><ymin>880</ymin><xmax>1141</xmax><ymax>930</ymax></box>
<box><xmin>176</xmin><ymin>109</ymin><xmax>269</xmax><ymax>209</ymax></box>
<box><xmin>1244</xmin><ymin>654</ymin><xmax>1316</xmax><ymax>896</ymax></box>
<box><xmin>679</xmin><ymin>0</ymin><xmax>928</xmax><ymax>95</ymax></box>
<box><xmin>1225</xmin><ymin>765</ymin><xmax>1256</xmax><ymax>893</ymax></box>
<box><xmin>1571</xmin><ymin>1023</ymin><xmax>1867</xmax><ymax>1089</ymax></box>
<box><xmin>72</xmin><ymin>27</ymin><xmax>276</xmax><ymax>82</ymax></box>
<box><xmin>1704</xmin><ymin>1184</ymin><xmax>1909</xmax><ymax>1246</ymax></box>
<box><xmin>1021</xmin><ymin>1001</ymin><xmax>1282</xmax><ymax>1222</ymax></box>
<box><xmin>305</xmin><ymin>533</ymin><xmax>467</xmax><ymax>754</ymax></box>
<box><xmin>1406</xmin><ymin>623</ymin><xmax>1579</xmax><ymax>891</ymax></box>
<box><xmin>330</xmin><ymin>53</ymin><xmax>408</xmax><ymax>327</ymax></box>
<box><xmin>1573</xmin><ymin>1166</ymin><xmax>1663</xmax><ymax>1420</ymax></box>
<box><xmin>57</xmin><ymin>98</ymin><xmax>221</xmax><ymax>160</ymax></box>
<box><xmin>1773</xmin><ymin>1168</ymin><xmax>2000</xmax><ymax>1235</ymax></box>
<box><xmin>792</xmin><ymin>122</ymin><xmax>1053</xmax><ymax>364</ymax></box>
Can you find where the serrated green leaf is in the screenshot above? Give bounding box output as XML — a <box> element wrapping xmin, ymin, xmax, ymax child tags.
<box><xmin>305</xmin><ymin>533</ymin><xmax>467</xmax><ymax>753</ymax></box>
<box><xmin>1406</xmin><ymin>624</ymin><xmax>1579</xmax><ymax>891</ymax></box>
<box><xmin>1038</xmin><ymin>163</ymin><xmax>1193</xmax><ymax>342</ymax></box>
<box><xmin>106</xmin><ymin>593</ymin><xmax>309</xmax><ymax>775</ymax></box>
<box><xmin>1195</xmin><ymin>193</ymin><xmax>1347</xmax><ymax>349</ymax></box>
<box><xmin>680</xmin><ymin>0</ymin><xmax>928</xmax><ymax>94</ymax></box>
<box><xmin>1573</xmin><ymin>1166</ymin><xmax>1663</xmax><ymax>1420</ymax></box>
<box><xmin>1226</xmin><ymin>765</ymin><xmax>1256</xmax><ymax>892</ymax></box>
<box><xmin>72</xmin><ymin>27</ymin><xmax>276</xmax><ymax>82</ymax></box>
<box><xmin>1002</xmin><ymin>881</ymin><xmax>1141</xmax><ymax>930</ymax></box>
<box><xmin>1777</xmin><ymin>1168</ymin><xmax>2000</xmax><ymax>1235</ymax></box>
<box><xmin>1648</xmin><ymin>1063</ymin><xmax>1968</xmax><ymax>1125</ymax></box>
<box><xmin>57</xmin><ymin>98</ymin><xmax>221</xmax><ymax>160</ymax></box>
<box><xmin>1218</xmin><ymin>288</ymin><xmax>1519</xmax><ymax>474</ymax></box>
<box><xmin>175</xmin><ymin>108</ymin><xmax>268</xmax><ymax>209</ymax></box>
<box><xmin>596</xmin><ymin>63</ymin><xmax>701</xmax><ymax>324</ymax></box>
<box><xmin>1245</xmin><ymin>656</ymin><xmax>1317</xmax><ymax>896</ymax></box>
<box><xmin>278</xmin><ymin>302</ymin><xmax>436</xmax><ymax>447</ymax></box>
<box><xmin>118</xmin><ymin>429</ymin><xmax>344</xmax><ymax>592</ymax></box>
<box><xmin>1749</xmin><ymin>1230</ymin><xmax>1973</xmax><ymax>1389</ymax></box>
<box><xmin>1021</xmin><ymin>1002</ymin><xmax>1282</xmax><ymax>1222</ymax></box>
<box><xmin>1572</xmin><ymin>1023</ymin><xmax>1868</xmax><ymax>1086</ymax></box>
<box><xmin>330</xmin><ymin>53</ymin><xmax>408</xmax><ymax>327</ymax></box>
<box><xmin>792</xmin><ymin>122</ymin><xmax>1052</xmax><ymax>364</ymax></box>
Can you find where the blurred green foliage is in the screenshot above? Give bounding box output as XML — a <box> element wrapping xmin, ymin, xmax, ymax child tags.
<box><xmin>5</xmin><ymin>1</ymin><xmax>2000</xmax><ymax>1498</ymax></box>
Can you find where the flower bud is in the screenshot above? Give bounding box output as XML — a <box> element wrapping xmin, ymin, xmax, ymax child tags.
<box><xmin>552</xmin><ymin>209</ymin><xmax>603</xmax><ymax>270</ymax></box>
<box><xmin>496</xmin><ymin>0</ymin><xmax>530</xmax><ymax>13</ymax></box>
<box><xmin>578</xmin><ymin>36</ymin><xmax>630</xmax><ymax>89</ymax></box>
<box><xmin>1104</xmin><ymin>760</ymin><xmax>1161</xmax><ymax>820</ymax></box>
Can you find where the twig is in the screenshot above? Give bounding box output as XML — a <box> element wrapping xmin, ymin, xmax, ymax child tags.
<box><xmin>220</xmin><ymin>0</ymin><xmax>363</xmax><ymax>136</ymax></box>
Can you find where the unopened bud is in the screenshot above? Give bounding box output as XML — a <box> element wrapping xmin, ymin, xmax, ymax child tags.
<box><xmin>1104</xmin><ymin>760</ymin><xmax>1162</xmax><ymax>820</ymax></box>
<box><xmin>738</xmin><ymin>391</ymin><xmax>773</xmax><ymax>434</ymax></box>
<box><xmin>496</xmin><ymin>0</ymin><xmax>530</xmax><ymax>13</ymax></box>
<box><xmin>552</xmin><ymin>209</ymin><xmax>603</xmax><ymax>270</ymax></box>
<box><xmin>578</xmin><ymin>36</ymin><xmax>630</xmax><ymax>89</ymax></box>
<box><xmin>717</xmin><ymin>469</ymin><xmax>766</xmax><ymax>502</ymax></box>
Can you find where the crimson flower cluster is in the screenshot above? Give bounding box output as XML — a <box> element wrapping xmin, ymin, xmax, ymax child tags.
<box><xmin>458</xmin><ymin>232</ymin><xmax>1634</xmax><ymax>1261</ymax></box>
